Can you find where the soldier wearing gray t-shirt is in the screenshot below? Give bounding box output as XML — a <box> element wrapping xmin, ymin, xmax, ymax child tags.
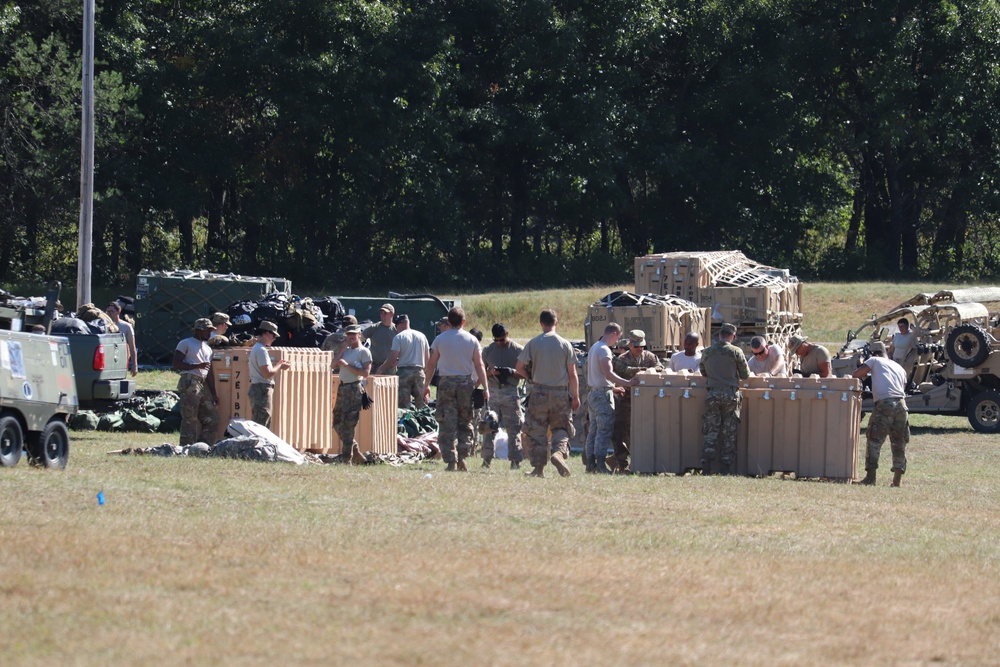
<box><xmin>515</xmin><ymin>309</ymin><xmax>581</xmax><ymax>478</ymax></box>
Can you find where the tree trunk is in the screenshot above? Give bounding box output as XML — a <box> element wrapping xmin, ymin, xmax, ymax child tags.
<box><xmin>178</xmin><ymin>212</ymin><xmax>193</xmax><ymax>267</ymax></box>
<box><xmin>207</xmin><ymin>183</ymin><xmax>226</xmax><ymax>268</ymax></box>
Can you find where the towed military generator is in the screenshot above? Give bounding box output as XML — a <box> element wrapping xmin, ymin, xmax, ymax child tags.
<box><xmin>831</xmin><ymin>288</ymin><xmax>1000</xmax><ymax>432</ymax></box>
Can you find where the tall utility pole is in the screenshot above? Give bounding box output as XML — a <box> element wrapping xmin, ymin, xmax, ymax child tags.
<box><xmin>76</xmin><ymin>0</ymin><xmax>95</xmax><ymax>309</ymax></box>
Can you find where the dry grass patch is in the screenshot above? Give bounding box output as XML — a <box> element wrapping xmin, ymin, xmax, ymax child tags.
<box><xmin>2</xmin><ymin>421</ymin><xmax>999</xmax><ymax>666</ymax></box>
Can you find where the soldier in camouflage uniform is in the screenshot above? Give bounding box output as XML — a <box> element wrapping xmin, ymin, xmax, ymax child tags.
<box><xmin>423</xmin><ymin>307</ymin><xmax>489</xmax><ymax>471</ymax></box>
<box><xmin>611</xmin><ymin>330</ymin><xmax>663</xmax><ymax>472</ymax></box>
<box><xmin>516</xmin><ymin>309</ymin><xmax>581</xmax><ymax>478</ymax></box>
<box><xmin>481</xmin><ymin>323</ymin><xmax>525</xmax><ymax>469</ymax></box>
<box><xmin>333</xmin><ymin>324</ymin><xmax>372</xmax><ymax>463</ymax></box>
<box><xmin>172</xmin><ymin>318</ymin><xmax>220</xmax><ymax>446</ymax></box>
<box><xmin>699</xmin><ymin>323</ymin><xmax>750</xmax><ymax>474</ymax></box>
<box><xmin>852</xmin><ymin>341</ymin><xmax>909</xmax><ymax>486</ymax></box>
<box><xmin>248</xmin><ymin>320</ymin><xmax>291</xmax><ymax>428</ymax></box>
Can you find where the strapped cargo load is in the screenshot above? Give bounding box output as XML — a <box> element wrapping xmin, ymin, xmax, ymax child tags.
<box><xmin>584</xmin><ymin>291</ymin><xmax>710</xmax><ymax>355</ymax></box>
<box><xmin>633</xmin><ymin>250</ymin><xmax>803</xmax><ymax>327</ymax></box>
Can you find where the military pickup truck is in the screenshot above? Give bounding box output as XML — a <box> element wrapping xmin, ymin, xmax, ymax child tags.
<box><xmin>0</xmin><ymin>329</ymin><xmax>76</xmax><ymax>468</ymax></box>
<box><xmin>0</xmin><ymin>284</ymin><xmax>135</xmax><ymax>409</ymax></box>
<box><xmin>832</xmin><ymin>289</ymin><xmax>1000</xmax><ymax>432</ymax></box>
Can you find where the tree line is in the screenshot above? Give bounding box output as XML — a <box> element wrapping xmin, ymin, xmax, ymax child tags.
<box><xmin>3</xmin><ymin>0</ymin><xmax>1000</xmax><ymax>291</ymax></box>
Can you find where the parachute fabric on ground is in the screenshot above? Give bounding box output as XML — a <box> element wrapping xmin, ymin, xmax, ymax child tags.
<box><xmin>225</xmin><ymin>418</ymin><xmax>307</xmax><ymax>464</ymax></box>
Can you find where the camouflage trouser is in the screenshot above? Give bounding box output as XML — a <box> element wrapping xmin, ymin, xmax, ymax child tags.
<box><xmin>177</xmin><ymin>374</ymin><xmax>220</xmax><ymax>446</ymax></box>
<box><xmin>334</xmin><ymin>381</ymin><xmax>363</xmax><ymax>455</ymax></box>
<box><xmin>611</xmin><ymin>395</ymin><xmax>633</xmax><ymax>468</ymax></box>
<box><xmin>482</xmin><ymin>386</ymin><xmax>524</xmax><ymax>463</ymax></box>
<box><xmin>586</xmin><ymin>387</ymin><xmax>616</xmax><ymax>461</ymax></box>
<box><xmin>249</xmin><ymin>383</ymin><xmax>274</xmax><ymax>428</ymax></box>
<box><xmin>702</xmin><ymin>387</ymin><xmax>742</xmax><ymax>465</ymax></box>
<box><xmin>524</xmin><ymin>386</ymin><xmax>575</xmax><ymax>469</ymax></box>
<box><xmin>865</xmin><ymin>397</ymin><xmax>910</xmax><ymax>473</ymax></box>
<box><xmin>436</xmin><ymin>375</ymin><xmax>475</xmax><ymax>464</ymax></box>
<box><xmin>397</xmin><ymin>367</ymin><xmax>426</xmax><ymax>410</ymax></box>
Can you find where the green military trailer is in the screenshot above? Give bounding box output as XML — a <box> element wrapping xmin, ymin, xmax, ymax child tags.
<box><xmin>0</xmin><ymin>329</ymin><xmax>77</xmax><ymax>468</ymax></box>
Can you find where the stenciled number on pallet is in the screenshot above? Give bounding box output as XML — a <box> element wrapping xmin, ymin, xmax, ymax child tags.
<box><xmin>233</xmin><ymin>370</ymin><xmax>242</xmax><ymax>417</ymax></box>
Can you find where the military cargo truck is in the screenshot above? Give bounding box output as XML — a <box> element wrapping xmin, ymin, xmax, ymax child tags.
<box><xmin>832</xmin><ymin>296</ymin><xmax>1000</xmax><ymax>432</ymax></box>
<box><xmin>0</xmin><ymin>329</ymin><xmax>77</xmax><ymax>468</ymax></box>
<box><xmin>0</xmin><ymin>284</ymin><xmax>135</xmax><ymax>409</ymax></box>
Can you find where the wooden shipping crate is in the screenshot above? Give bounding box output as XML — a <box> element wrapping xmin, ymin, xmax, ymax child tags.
<box><xmin>586</xmin><ymin>303</ymin><xmax>711</xmax><ymax>353</ymax></box>
<box><xmin>698</xmin><ymin>286</ymin><xmax>784</xmax><ymax>324</ymax></box>
<box><xmin>271</xmin><ymin>348</ymin><xmax>334</xmax><ymax>453</ymax></box>
<box><xmin>212</xmin><ymin>347</ymin><xmax>335</xmax><ymax>451</ymax></box>
<box><xmin>331</xmin><ymin>374</ymin><xmax>399</xmax><ymax>455</ymax></box>
<box><xmin>210</xmin><ymin>347</ymin><xmax>252</xmax><ymax>444</ymax></box>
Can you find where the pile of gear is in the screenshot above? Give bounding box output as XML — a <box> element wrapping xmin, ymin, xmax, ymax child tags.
<box><xmin>69</xmin><ymin>390</ymin><xmax>181</xmax><ymax>433</ymax></box>
<box><xmin>221</xmin><ymin>293</ymin><xmax>360</xmax><ymax>348</ymax></box>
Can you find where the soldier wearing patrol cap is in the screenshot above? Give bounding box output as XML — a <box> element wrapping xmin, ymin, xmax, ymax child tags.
<box><xmin>481</xmin><ymin>323</ymin><xmax>525</xmax><ymax>469</ymax></box>
<box><xmin>172</xmin><ymin>318</ymin><xmax>220</xmax><ymax>446</ymax></box>
<box><xmin>248</xmin><ymin>320</ymin><xmax>291</xmax><ymax>428</ymax></box>
<box><xmin>610</xmin><ymin>329</ymin><xmax>662</xmax><ymax>472</ymax></box>
<box><xmin>333</xmin><ymin>324</ymin><xmax>372</xmax><ymax>464</ymax></box>
<box><xmin>698</xmin><ymin>323</ymin><xmax>750</xmax><ymax>475</ymax></box>
<box><xmin>362</xmin><ymin>303</ymin><xmax>397</xmax><ymax>369</ymax></box>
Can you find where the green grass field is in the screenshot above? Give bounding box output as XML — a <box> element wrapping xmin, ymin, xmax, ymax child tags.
<box><xmin>3</xmin><ymin>282</ymin><xmax>999</xmax><ymax>665</ymax></box>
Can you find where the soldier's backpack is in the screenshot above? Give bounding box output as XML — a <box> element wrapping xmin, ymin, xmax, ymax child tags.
<box><xmin>121</xmin><ymin>409</ymin><xmax>161</xmax><ymax>434</ymax></box>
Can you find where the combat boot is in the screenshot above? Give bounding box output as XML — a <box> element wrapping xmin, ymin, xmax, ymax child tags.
<box><xmin>550</xmin><ymin>452</ymin><xmax>571</xmax><ymax>477</ymax></box>
<box><xmin>457</xmin><ymin>458</ymin><xmax>468</xmax><ymax>472</ymax></box>
<box><xmin>509</xmin><ymin>460</ymin><xmax>520</xmax><ymax>470</ymax></box>
<box><xmin>446</xmin><ymin>461</ymin><xmax>458</xmax><ymax>472</ymax></box>
<box><xmin>594</xmin><ymin>453</ymin><xmax>612</xmax><ymax>475</ymax></box>
<box><xmin>855</xmin><ymin>469</ymin><xmax>876</xmax><ymax>485</ymax></box>
<box><xmin>585</xmin><ymin>455</ymin><xmax>597</xmax><ymax>474</ymax></box>
<box><xmin>481</xmin><ymin>458</ymin><xmax>492</xmax><ymax>469</ymax></box>
<box><xmin>526</xmin><ymin>465</ymin><xmax>545</xmax><ymax>478</ymax></box>
<box><xmin>891</xmin><ymin>470</ymin><xmax>902</xmax><ymax>487</ymax></box>
<box><xmin>350</xmin><ymin>444</ymin><xmax>366</xmax><ymax>466</ymax></box>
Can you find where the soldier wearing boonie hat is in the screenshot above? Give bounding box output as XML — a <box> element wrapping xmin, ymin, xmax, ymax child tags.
<box><xmin>248</xmin><ymin>320</ymin><xmax>291</xmax><ymax>428</ymax></box>
<box><xmin>207</xmin><ymin>312</ymin><xmax>232</xmax><ymax>347</ymax></box>
<box><xmin>698</xmin><ymin>322</ymin><xmax>750</xmax><ymax>475</ymax></box>
<box><xmin>788</xmin><ymin>333</ymin><xmax>832</xmax><ymax>378</ymax></box>
<box><xmin>610</xmin><ymin>329</ymin><xmax>662</xmax><ymax>472</ymax></box>
<box><xmin>172</xmin><ymin>317</ymin><xmax>220</xmax><ymax>446</ymax></box>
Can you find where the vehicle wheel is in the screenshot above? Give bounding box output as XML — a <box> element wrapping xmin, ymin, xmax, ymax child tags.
<box><xmin>947</xmin><ymin>324</ymin><xmax>991</xmax><ymax>368</ymax></box>
<box><xmin>967</xmin><ymin>391</ymin><xmax>1000</xmax><ymax>433</ymax></box>
<box><xmin>27</xmin><ymin>420</ymin><xmax>69</xmax><ymax>469</ymax></box>
<box><xmin>0</xmin><ymin>415</ymin><xmax>24</xmax><ymax>468</ymax></box>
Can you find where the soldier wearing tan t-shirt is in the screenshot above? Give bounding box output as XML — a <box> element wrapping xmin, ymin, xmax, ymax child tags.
<box><xmin>515</xmin><ymin>309</ymin><xmax>581</xmax><ymax>478</ymax></box>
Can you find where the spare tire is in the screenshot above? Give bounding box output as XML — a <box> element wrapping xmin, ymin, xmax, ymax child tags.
<box><xmin>946</xmin><ymin>324</ymin><xmax>990</xmax><ymax>368</ymax></box>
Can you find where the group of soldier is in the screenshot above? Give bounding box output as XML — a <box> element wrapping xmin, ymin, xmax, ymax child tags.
<box><xmin>170</xmin><ymin>305</ymin><xmax>910</xmax><ymax>486</ymax></box>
